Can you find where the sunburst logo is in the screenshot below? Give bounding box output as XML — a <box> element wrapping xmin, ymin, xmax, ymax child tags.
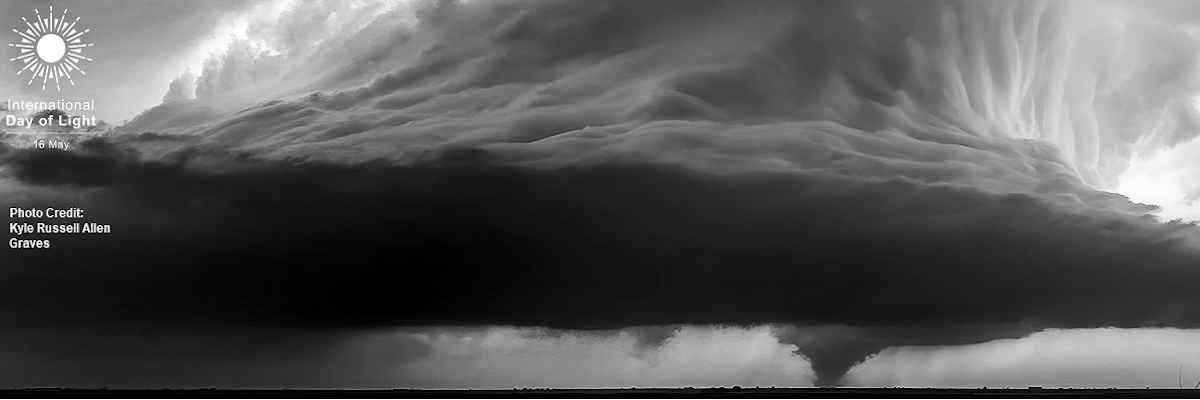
<box><xmin>7</xmin><ymin>6</ymin><xmax>94</xmax><ymax>91</ymax></box>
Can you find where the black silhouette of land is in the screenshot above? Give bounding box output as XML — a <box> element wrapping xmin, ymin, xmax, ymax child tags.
<box><xmin>5</xmin><ymin>387</ymin><xmax>1200</xmax><ymax>398</ymax></box>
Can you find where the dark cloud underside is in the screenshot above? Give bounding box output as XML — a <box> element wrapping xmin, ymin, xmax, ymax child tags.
<box><xmin>3</xmin><ymin>142</ymin><xmax>1197</xmax><ymax>332</ymax></box>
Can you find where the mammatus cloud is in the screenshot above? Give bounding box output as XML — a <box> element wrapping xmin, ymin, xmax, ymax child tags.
<box><xmin>4</xmin><ymin>0</ymin><xmax>1200</xmax><ymax>387</ymax></box>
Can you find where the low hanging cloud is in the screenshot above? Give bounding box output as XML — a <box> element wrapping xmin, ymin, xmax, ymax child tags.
<box><xmin>5</xmin><ymin>0</ymin><xmax>1200</xmax><ymax>388</ymax></box>
<box><xmin>1</xmin><ymin>324</ymin><xmax>815</xmax><ymax>389</ymax></box>
<box><xmin>401</xmin><ymin>325</ymin><xmax>814</xmax><ymax>389</ymax></box>
<box><xmin>844</xmin><ymin>328</ymin><xmax>1200</xmax><ymax>389</ymax></box>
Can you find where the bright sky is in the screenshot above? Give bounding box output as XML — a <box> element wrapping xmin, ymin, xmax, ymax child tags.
<box><xmin>0</xmin><ymin>0</ymin><xmax>257</xmax><ymax>123</ymax></box>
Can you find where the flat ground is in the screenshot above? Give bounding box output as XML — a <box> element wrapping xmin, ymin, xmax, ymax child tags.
<box><xmin>5</xmin><ymin>388</ymin><xmax>1200</xmax><ymax>398</ymax></box>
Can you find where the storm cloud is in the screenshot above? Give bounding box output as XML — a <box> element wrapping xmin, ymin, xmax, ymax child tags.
<box><xmin>4</xmin><ymin>0</ymin><xmax>1200</xmax><ymax>388</ymax></box>
<box><xmin>3</xmin><ymin>136</ymin><xmax>1199</xmax><ymax>385</ymax></box>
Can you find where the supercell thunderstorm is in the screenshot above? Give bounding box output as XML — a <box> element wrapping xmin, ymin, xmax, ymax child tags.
<box><xmin>2</xmin><ymin>0</ymin><xmax>1200</xmax><ymax>388</ymax></box>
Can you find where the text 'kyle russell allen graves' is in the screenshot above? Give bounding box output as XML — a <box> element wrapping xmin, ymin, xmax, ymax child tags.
<box><xmin>9</xmin><ymin>207</ymin><xmax>111</xmax><ymax>249</ymax></box>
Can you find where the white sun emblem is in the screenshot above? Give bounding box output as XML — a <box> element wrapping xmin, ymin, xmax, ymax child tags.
<box><xmin>7</xmin><ymin>6</ymin><xmax>94</xmax><ymax>91</ymax></box>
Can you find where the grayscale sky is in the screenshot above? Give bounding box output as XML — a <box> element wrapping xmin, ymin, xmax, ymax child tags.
<box><xmin>2</xmin><ymin>0</ymin><xmax>1199</xmax><ymax>390</ymax></box>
